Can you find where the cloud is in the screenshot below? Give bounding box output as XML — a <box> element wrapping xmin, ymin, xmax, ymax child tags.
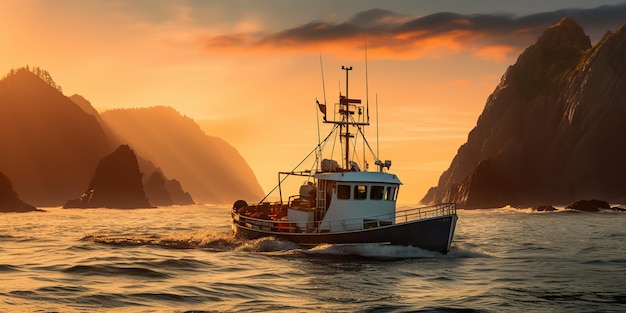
<box><xmin>200</xmin><ymin>4</ymin><xmax>626</xmax><ymax>61</ymax></box>
<box><xmin>474</xmin><ymin>45</ymin><xmax>516</xmax><ymax>62</ymax></box>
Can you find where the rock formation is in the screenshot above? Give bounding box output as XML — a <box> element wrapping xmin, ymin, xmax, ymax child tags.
<box><xmin>144</xmin><ymin>172</ymin><xmax>173</xmax><ymax>206</ymax></box>
<box><xmin>143</xmin><ymin>171</ymin><xmax>195</xmax><ymax>206</ymax></box>
<box><xmin>565</xmin><ymin>199</ymin><xmax>610</xmax><ymax>212</ymax></box>
<box><xmin>64</xmin><ymin>145</ymin><xmax>152</xmax><ymax>208</ymax></box>
<box><xmin>164</xmin><ymin>177</ymin><xmax>195</xmax><ymax>205</ymax></box>
<box><xmin>69</xmin><ymin>94</ymin><xmax>120</xmax><ymax>146</ymax></box>
<box><xmin>134</xmin><ymin>155</ymin><xmax>194</xmax><ymax>206</ymax></box>
<box><xmin>101</xmin><ymin>106</ymin><xmax>264</xmax><ymax>204</ymax></box>
<box><xmin>0</xmin><ymin>172</ymin><xmax>41</xmax><ymax>212</ymax></box>
<box><xmin>0</xmin><ymin>68</ymin><xmax>116</xmax><ymax>206</ymax></box>
<box><xmin>421</xmin><ymin>18</ymin><xmax>626</xmax><ymax>208</ymax></box>
<box><xmin>0</xmin><ymin>68</ymin><xmax>200</xmax><ymax>207</ymax></box>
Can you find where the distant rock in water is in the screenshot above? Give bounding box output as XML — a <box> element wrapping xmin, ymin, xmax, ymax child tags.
<box><xmin>143</xmin><ymin>171</ymin><xmax>195</xmax><ymax>206</ymax></box>
<box><xmin>421</xmin><ymin>18</ymin><xmax>626</xmax><ymax>208</ymax></box>
<box><xmin>164</xmin><ymin>178</ymin><xmax>194</xmax><ymax>205</ymax></box>
<box><xmin>0</xmin><ymin>172</ymin><xmax>41</xmax><ymax>213</ymax></box>
<box><xmin>144</xmin><ymin>172</ymin><xmax>173</xmax><ymax>206</ymax></box>
<box><xmin>565</xmin><ymin>199</ymin><xmax>611</xmax><ymax>212</ymax></box>
<box><xmin>64</xmin><ymin>145</ymin><xmax>152</xmax><ymax>209</ymax></box>
<box><xmin>143</xmin><ymin>171</ymin><xmax>193</xmax><ymax>206</ymax></box>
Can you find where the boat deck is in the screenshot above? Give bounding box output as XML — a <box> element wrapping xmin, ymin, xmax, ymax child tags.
<box><xmin>232</xmin><ymin>203</ymin><xmax>456</xmax><ymax>234</ymax></box>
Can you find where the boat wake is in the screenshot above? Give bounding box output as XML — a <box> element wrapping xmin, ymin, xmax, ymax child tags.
<box><xmin>81</xmin><ymin>230</ymin><xmax>241</xmax><ymax>250</ymax></box>
<box><xmin>301</xmin><ymin>243</ymin><xmax>442</xmax><ymax>259</ymax></box>
<box><xmin>234</xmin><ymin>236</ymin><xmax>301</xmax><ymax>252</ymax></box>
<box><xmin>299</xmin><ymin>243</ymin><xmax>488</xmax><ymax>260</ymax></box>
<box><xmin>81</xmin><ymin>232</ymin><xmax>486</xmax><ymax>259</ymax></box>
<box><xmin>82</xmin><ymin>231</ymin><xmax>301</xmax><ymax>253</ymax></box>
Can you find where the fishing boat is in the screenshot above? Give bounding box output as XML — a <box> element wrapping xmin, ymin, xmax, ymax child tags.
<box><xmin>231</xmin><ymin>66</ymin><xmax>457</xmax><ymax>253</ymax></box>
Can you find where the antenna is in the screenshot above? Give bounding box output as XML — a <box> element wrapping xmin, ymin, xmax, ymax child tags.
<box><xmin>376</xmin><ymin>94</ymin><xmax>379</xmax><ymax>160</ymax></box>
<box><xmin>365</xmin><ymin>39</ymin><xmax>370</xmax><ymax>124</ymax></box>
<box><xmin>319</xmin><ymin>54</ymin><xmax>327</xmax><ymax>112</ymax></box>
<box><xmin>341</xmin><ymin>65</ymin><xmax>353</xmax><ymax>169</ymax></box>
<box><xmin>364</xmin><ymin>39</ymin><xmax>370</xmax><ymax>170</ymax></box>
<box><xmin>317</xmin><ymin>54</ymin><xmax>326</xmax><ymax>162</ymax></box>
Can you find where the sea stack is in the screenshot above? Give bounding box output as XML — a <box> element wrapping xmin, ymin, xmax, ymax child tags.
<box><xmin>164</xmin><ymin>178</ymin><xmax>195</xmax><ymax>205</ymax></box>
<box><xmin>144</xmin><ymin>171</ymin><xmax>174</xmax><ymax>206</ymax></box>
<box><xmin>421</xmin><ymin>18</ymin><xmax>626</xmax><ymax>208</ymax></box>
<box><xmin>143</xmin><ymin>171</ymin><xmax>195</xmax><ymax>206</ymax></box>
<box><xmin>0</xmin><ymin>172</ymin><xmax>41</xmax><ymax>212</ymax></box>
<box><xmin>64</xmin><ymin>145</ymin><xmax>152</xmax><ymax>209</ymax></box>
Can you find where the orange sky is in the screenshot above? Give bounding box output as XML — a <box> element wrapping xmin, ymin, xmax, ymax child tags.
<box><xmin>2</xmin><ymin>1</ymin><xmax>625</xmax><ymax>204</ymax></box>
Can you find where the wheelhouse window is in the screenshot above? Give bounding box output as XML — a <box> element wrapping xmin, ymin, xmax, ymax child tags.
<box><xmin>370</xmin><ymin>186</ymin><xmax>384</xmax><ymax>200</ymax></box>
<box><xmin>384</xmin><ymin>186</ymin><xmax>398</xmax><ymax>201</ymax></box>
<box><xmin>354</xmin><ymin>185</ymin><xmax>367</xmax><ymax>200</ymax></box>
<box><xmin>337</xmin><ymin>184</ymin><xmax>351</xmax><ymax>199</ymax></box>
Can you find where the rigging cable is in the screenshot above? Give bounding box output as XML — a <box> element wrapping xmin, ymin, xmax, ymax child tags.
<box><xmin>316</xmin><ymin>53</ymin><xmax>327</xmax><ymax>165</ymax></box>
<box><xmin>258</xmin><ymin>124</ymin><xmax>339</xmax><ymax>204</ymax></box>
<box><xmin>350</xmin><ymin>113</ymin><xmax>381</xmax><ymax>165</ymax></box>
<box><xmin>376</xmin><ymin>94</ymin><xmax>379</xmax><ymax>160</ymax></box>
<box><xmin>364</xmin><ymin>39</ymin><xmax>369</xmax><ymax>169</ymax></box>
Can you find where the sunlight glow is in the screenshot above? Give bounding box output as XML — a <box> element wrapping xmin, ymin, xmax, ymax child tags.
<box><xmin>3</xmin><ymin>1</ymin><xmax>622</xmax><ymax>203</ymax></box>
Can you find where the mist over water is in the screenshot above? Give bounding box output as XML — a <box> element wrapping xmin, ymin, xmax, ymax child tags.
<box><xmin>1</xmin><ymin>206</ymin><xmax>624</xmax><ymax>312</ymax></box>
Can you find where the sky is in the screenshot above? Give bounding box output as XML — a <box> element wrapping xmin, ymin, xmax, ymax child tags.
<box><xmin>2</xmin><ymin>0</ymin><xmax>625</xmax><ymax>204</ymax></box>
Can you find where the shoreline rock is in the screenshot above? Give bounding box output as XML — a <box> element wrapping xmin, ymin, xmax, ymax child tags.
<box><xmin>64</xmin><ymin>145</ymin><xmax>153</xmax><ymax>209</ymax></box>
<box><xmin>566</xmin><ymin>199</ymin><xmax>619</xmax><ymax>212</ymax></box>
<box><xmin>532</xmin><ymin>205</ymin><xmax>557</xmax><ymax>212</ymax></box>
<box><xmin>0</xmin><ymin>172</ymin><xmax>42</xmax><ymax>213</ymax></box>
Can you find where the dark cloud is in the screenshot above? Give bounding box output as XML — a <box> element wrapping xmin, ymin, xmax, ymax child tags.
<box><xmin>259</xmin><ymin>21</ymin><xmax>360</xmax><ymax>44</ymax></box>
<box><xmin>348</xmin><ymin>8</ymin><xmax>408</xmax><ymax>27</ymax></box>
<box><xmin>203</xmin><ymin>3</ymin><xmax>626</xmax><ymax>58</ymax></box>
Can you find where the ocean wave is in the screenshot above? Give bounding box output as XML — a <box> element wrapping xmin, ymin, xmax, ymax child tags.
<box><xmin>0</xmin><ymin>264</ymin><xmax>19</xmax><ymax>272</ymax></box>
<box><xmin>80</xmin><ymin>231</ymin><xmax>491</xmax><ymax>260</ymax></box>
<box><xmin>0</xmin><ymin>234</ymin><xmax>15</xmax><ymax>239</ymax></box>
<box><xmin>62</xmin><ymin>264</ymin><xmax>170</xmax><ymax>278</ymax></box>
<box><xmin>146</xmin><ymin>257</ymin><xmax>211</xmax><ymax>270</ymax></box>
<box><xmin>411</xmin><ymin>307</ymin><xmax>491</xmax><ymax>313</ymax></box>
<box><xmin>298</xmin><ymin>243</ymin><xmax>490</xmax><ymax>260</ymax></box>
<box><xmin>81</xmin><ymin>230</ymin><xmax>240</xmax><ymax>250</ymax></box>
<box><xmin>81</xmin><ymin>231</ymin><xmax>304</xmax><ymax>253</ymax></box>
<box><xmin>301</xmin><ymin>243</ymin><xmax>440</xmax><ymax>259</ymax></box>
<box><xmin>234</xmin><ymin>237</ymin><xmax>300</xmax><ymax>252</ymax></box>
<box><xmin>457</xmin><ymin>205</ymin><xmax>626</xmax><ymax>214</ymax></box>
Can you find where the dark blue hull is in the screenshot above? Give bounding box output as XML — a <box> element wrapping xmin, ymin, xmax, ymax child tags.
<box><xmin>232</xmin><ymin>214</ymin><xmax>457</xmax><ymax>254</ymax></box>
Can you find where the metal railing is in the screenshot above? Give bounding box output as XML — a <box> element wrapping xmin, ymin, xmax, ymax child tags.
<box><xmin>395</xmin><ymin>203</ymin><xmax>457</xmax><ymax>223</ymax></box>
<box><xmin>233</xmin><ymin>203</ymin><xmax>456</xmax><ymax>234</ymax></box>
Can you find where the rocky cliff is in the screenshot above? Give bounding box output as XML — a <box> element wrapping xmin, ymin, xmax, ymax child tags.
<box><xmin>0</xmin><ymin>172</ymin><xmax>41</xmax><ymax>212</ymax></box>
<box><xmin>421</xmin><ymin>18</ymin><xmax>626</xmax><ymax>208</ymax></box>
<box><xmin>144</xmin><ymin>172</ymin><xmax>174</xmax><ymax>206</ymax></box>
<box><xmin>64</xmin><ymin>145</ymin><xmax>152</xmax><ymax>208</ymax></box>
<box><xmin>0</xmin><ymin>68</ymin><xmax>116</xmax><ymax>206</ymax></box>
<box><xmin>0</xmin><ymin>68</ymin><xmax>198</xmax><ymax>207</ymax></box>
<box><xmin>101</xmin><ymin>106</ymin><xmax>264</xmax><ymax>204</ymax></box>
<box><xmin>143</xmin><ymin>171</ymin><xmax>194</xmax><ymax>206</ymax></box>
<box><xmin>164</xmin><ymin>178</ymin><xmax>195</xmax><ymax>205</ymax></box>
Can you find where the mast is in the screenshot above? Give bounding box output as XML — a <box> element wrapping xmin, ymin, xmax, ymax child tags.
<box><xmin>323</xmin><ymin>66</ymin><xmax>366</xmax><ymax>170</ymax></box>
<box><xmin>341</xmin><ymin>65</ymin><xmax>352</xmax><ymax>168</ymax></box>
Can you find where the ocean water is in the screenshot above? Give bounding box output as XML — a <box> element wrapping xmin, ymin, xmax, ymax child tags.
<box><xmin>1</xmin><ymin>205</ymin><xmax>625</xmax><ymax>312</ymax></box>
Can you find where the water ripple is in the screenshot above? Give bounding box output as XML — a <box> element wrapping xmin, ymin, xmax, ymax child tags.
<box><xmin>62</xmin><ymin>264</ymin><xmax>170</xmax><ymax>278</ymax></box>
<box><xmin>0</xmin><ymin>264</ymin><xmax>19</xmax><ymax>272</ymax></box>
